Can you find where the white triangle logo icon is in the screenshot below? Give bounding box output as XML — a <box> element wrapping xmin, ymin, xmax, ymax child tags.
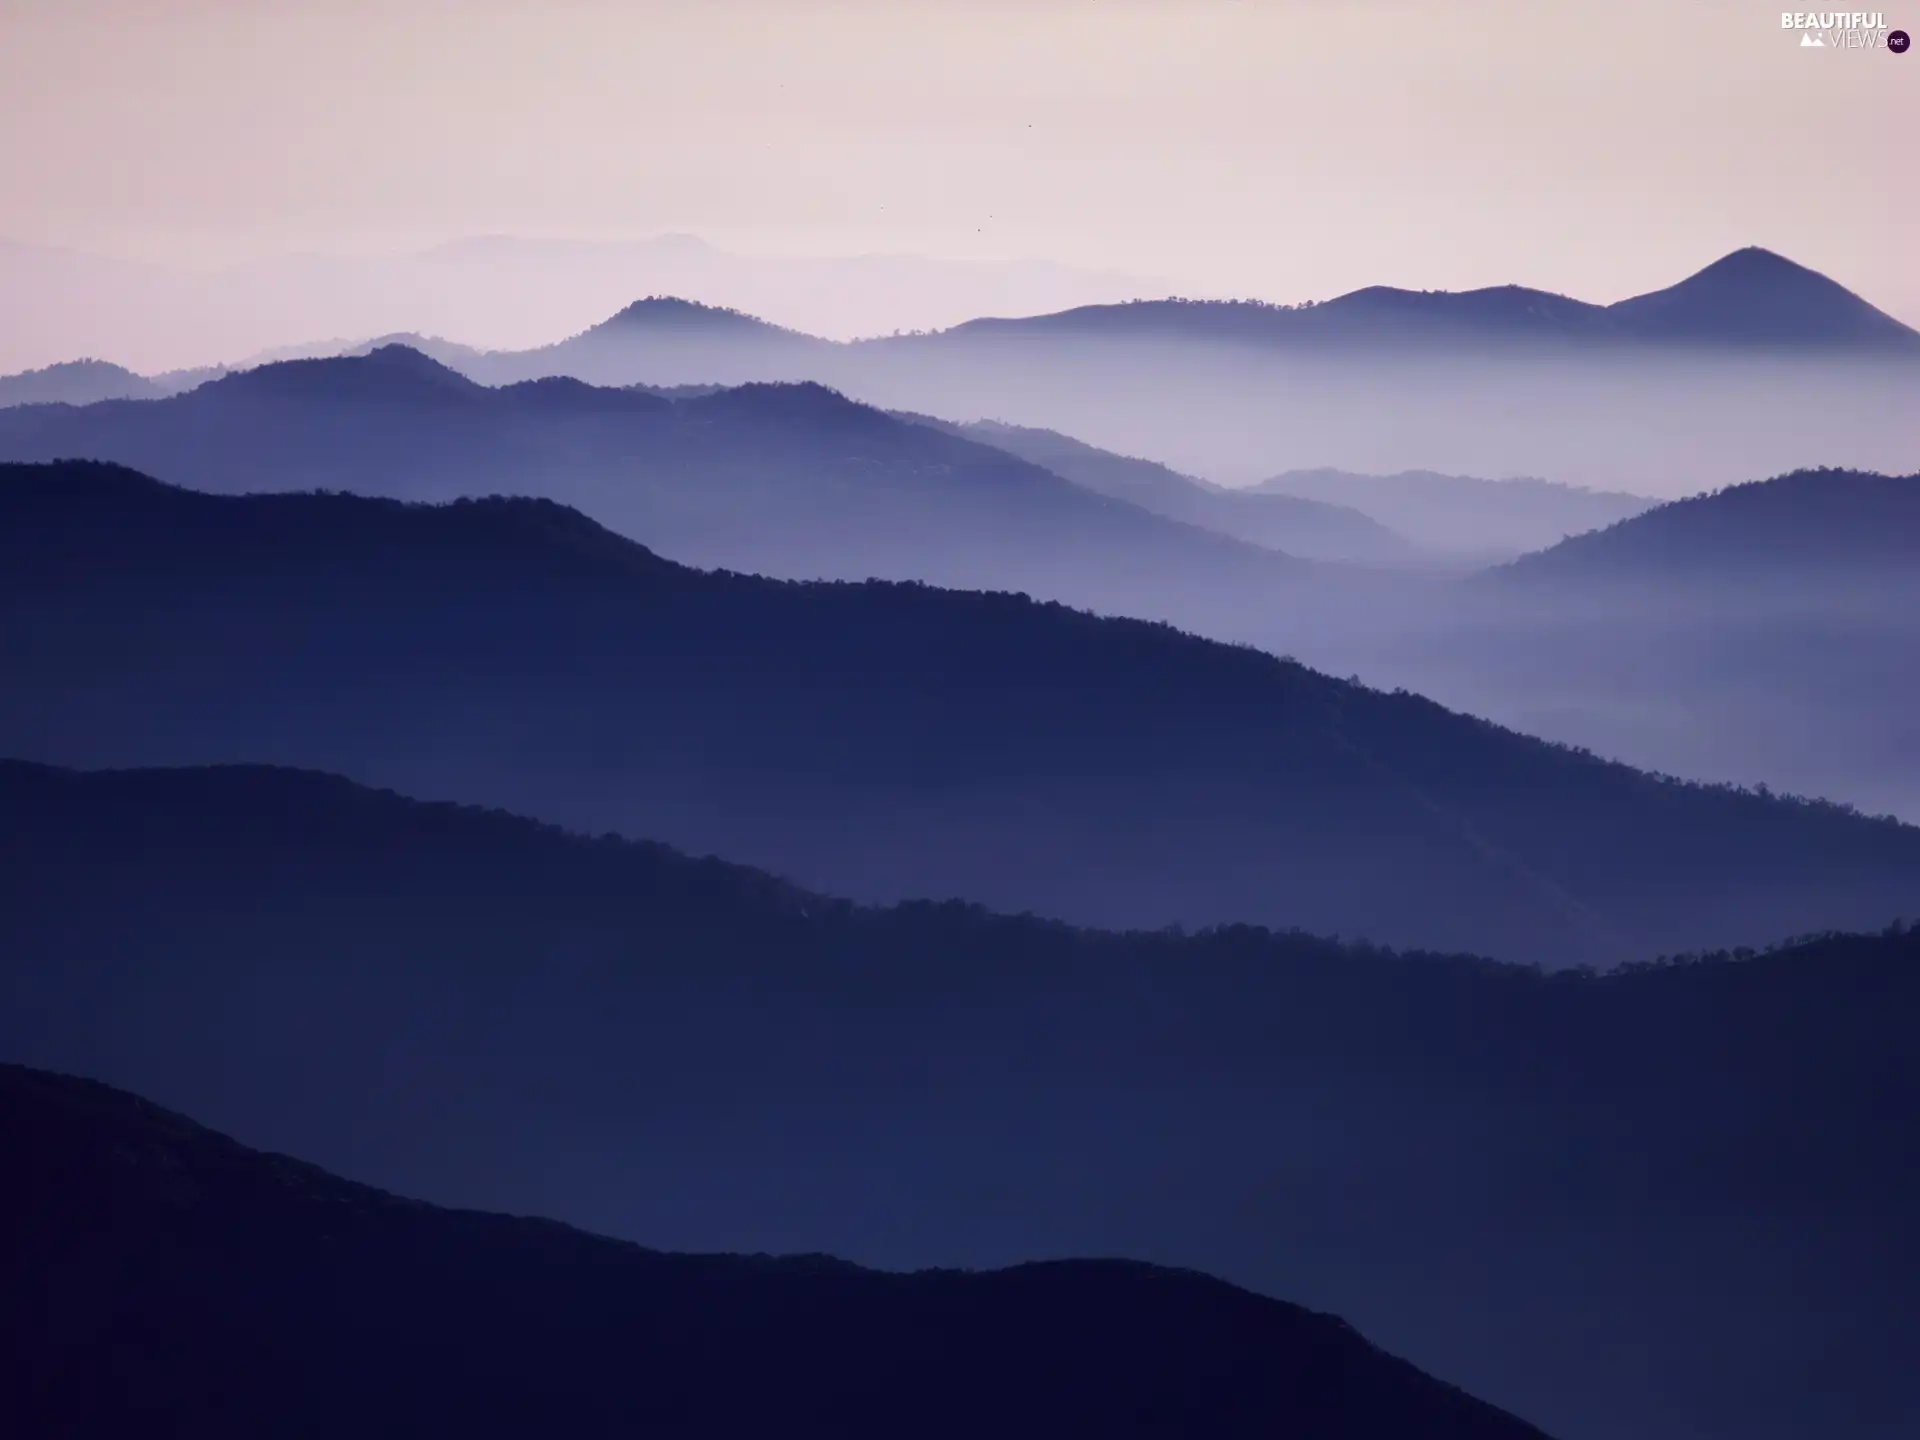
<box><xmin>1800</xmin><ymin>31</ymin><xmax>1825</xmax><ymax>45</ymax></box>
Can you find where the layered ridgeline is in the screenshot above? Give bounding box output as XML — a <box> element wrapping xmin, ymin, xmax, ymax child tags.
<box><xmin>0</xmin><ymin>358</ymin><xmax>164</xmax><ymax>408</ymax></box>
<box><xmin>897</xmin><ymin>414</ymin><xmax>1420</xmax><ymax>564</ymax></box>
<box><xmin>10</xmin><ymin>247</ymin><xmax>1912</xmax><ymax>493</ymax></box>
<box><xmin>393</xmin><ymin>246</ymin><xmax>1920</xmax><ymax>385</ymax></box>
<box><xmin>908</xmin><ymin>247</ymin><xmax>1920</xmax><ymax>354</ymax></box>
<box><xmin>1490</xmin><ymin>467</ymin><xmax>1920</xmax><ymax>595</ymax></box>
<box><xmin>0</xmin><ymin>357</ymin><xmax>226</xmax><ymax>408</ymax></box>
<box><xmin>5</xmin><ymin>460</ymin><xmax>1920</xmax><ymax>964</ymax></box>
<box><xmin>296</xmin><ymin>247</ymin><xmax>1920</xmax><ymax>492</ymax></box>
<box><xmin>1365</xmin><ymin>468</ymin><xmax>1920</xmax><ymax>822</ymax></box>
<box><xmin>1254</xmin><ymin>469</ymin><xmax>1655</xmax><ymax>560</ymax></box>
<box><xmin>0</xmin><ymin>346</ymin><xmax>1373</xmax><ymax>646</ymax></box>
<box><xmin>0</xmin><ymin>1063</ymin><xmax>1555</xmax><ymax>1440</ymax></box>
<box><xmin>3</xmin><ymin>760</ymin><xmax>1916</xmax><ymax>1440</ymax></box>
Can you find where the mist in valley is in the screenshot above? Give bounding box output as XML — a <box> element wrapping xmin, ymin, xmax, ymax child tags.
<box><xmin>9</xmin><ymin>5</ymin><xmax>1920</xmax><ymax>1440</ymax></box>
<box><xmin>6</xmin><ymin>322</ymin><xmax>1914</xmax><ymax>827</ymax></box>
<box><xmin>5</xmin><ymin>209</ymin><xmax>1920</xmax><ymax>1440</ymax></box>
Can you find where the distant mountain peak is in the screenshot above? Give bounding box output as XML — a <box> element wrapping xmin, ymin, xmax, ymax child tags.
<box><xmin>918</xmin><ymin>248</ymin><xmax>1915</xmax><ymax>356</ymax></box>
<box><xmin>680</xmin><ymin>379</ymin><xmax>898</xmax><ymax>432</ymax></box>
<box><xmin>16</xmin><ymin>357</ymin><xmax>143</xmax><ymax>379</ymax></box>
<box><xmin>0</xmin><ymin>357</ymin><xmax>163</xmax><ymax>408</ymax></box>
<box><xmin>361</xmin><ymin>342</ymin><xmax>470</xmax><ymax>374</ymax></box>
<box><xmin>1491</xmin><ymin>465</ymin><xmax>1920</xmax><ymax>581</ymax></box>
<box><xmin>1699</xmin><ymin>244</ymin><xmax>1798</xmax><ymax>269</ymax></box>
<box><xmin>1648</xmin><ymin>246</ymin><xmax>1854</xmax><ymax>299</ymax></box>
<box><xmin>706</xmin><ymin>378</ymin><xmax>851</xmax><ymax>405</ymax></box>
<box><xmin>208</xmin><ymin>344</ymin><xmax>483</xmax><ymax>402</ymax></box>
<box><xmin>1607</xmin><ymin>247</ymin><xmax>1920</xmax><ymax>348</ymax></box>
<box><xmin>597</xmin><ymin>296</ymin><xmax>797</xmax><ymax>334</ymax></box>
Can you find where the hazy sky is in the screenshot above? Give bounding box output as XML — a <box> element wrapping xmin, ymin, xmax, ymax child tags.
<box><xmin>1</xmin><ymin>0</ymin><xmax>1914</xmax><ymax>320</ymax></box>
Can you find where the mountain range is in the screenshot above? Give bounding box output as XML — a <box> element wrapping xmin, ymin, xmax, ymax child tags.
<box><xmin>918</xmin><ymin>247</ymin><xmax>1920</xmax><ymax>353</ymax></box>
<box><xmin>6</xmin><ymin>459</ymin><xmax>1920</xmax><ymax>965</ymax></box>
<box><xmin>4</xmin><ymin>758</ymin><xmax>1916</xmax><ymax>1440</ymax></box>
<box><xmin>18</xmin><ymin>247</ymin><xmax>1915</xmax><ymax>407</ymax></box>
<box><xmin>3</xmin><ymin>352</ymin><xmax>1914</xmax><ymax>817</ymax></box>
<box><xmin>215</xmin><ymin>248</ymin><xmax>1920</xmax><ymax>410</ymax></box>
<box><xmin>9</xmin><ymin>246</ymin><xmax>1914</xmax><ymax>492</ymax></box>
<box><xmin>493</xmin><ymin>249</ymin><xmax>1920</xmax><ymax>493</ymax></box>
<box><xmin>393</xmin><ymin>247</ymin><xmax>1920</xmax><ymax>383</ymax></box>
<box><xmin>7</xmin><ymin>74</ymin><xmax>1917</xmax><ymax>1440</ymax></box>
<box><xmin>0</xmin><ymin>232</ymin><xmax>1169</xmax><ymax>375</ymax></box>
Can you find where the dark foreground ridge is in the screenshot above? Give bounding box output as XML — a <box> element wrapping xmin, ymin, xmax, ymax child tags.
<box><xmin>0</xmin><ymin>1061</ymin><xmax>1553</xmax><ymax>1440</ymax></box>
<box><xmin>3</xmin><ymin>758</ymin><xmax>1917</xmax><ymax>1440</ymax></box>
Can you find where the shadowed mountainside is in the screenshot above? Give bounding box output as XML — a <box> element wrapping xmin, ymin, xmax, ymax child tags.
<box><xmin>1605</xmin><ymin>247</ymin><xmax>1920</xmax><ymax>348</ymax></box>
<box><xmin>2</xmin><ymin>759</ymin><xmax>1916</xmax><ymax>1440</ymax></box>
<box><xmin>1491</xmin><ymin>467</ymin><xmax>1920</xmax><ymax>590</ymax></box>
<box><xmin>4</xmin><ymin>460</ymin><xmax>1920</xmax><ymax>965</ymax></box>
<box><xmin>0</xmin><ymin>1060</ymin><xmax>1556</xmax><ymax>1440</ymax></box>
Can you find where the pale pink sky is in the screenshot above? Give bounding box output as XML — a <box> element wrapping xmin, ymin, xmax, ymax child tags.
<box><xmin>1</xmin><ymin>0</ymin><xmax>1915</xmax><ymax>323</ymax></box>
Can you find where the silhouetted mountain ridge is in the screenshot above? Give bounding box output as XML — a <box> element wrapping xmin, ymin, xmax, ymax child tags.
<box><xmin>1607</xmin><ymin>246</ymin><xmax>1920</xmax><ymax>347</ymax></box>
<box><xmin>1325</xmin><ymin>283</ymin><xmax>1613</xmax><ymax>335</ymax></box>
<box><xmin>459</xmin><ymin>293</ymin><xmax>830</xmax><ymax>386</ymax></box>
<box><xmin>1496</xmin><ymin>467</ymin><xmax>1920</xmax><ymax>584</ymax></box>
<box><xmin>997</xmin><ymin>283</ymin><xmax>1613</xmax><ymax>346</ymax></box>
<box><xmin>126</xmin><ymin>245</ymin><xmax>1909</xmax><ymax>403</ymax></box>
<box><xmin>28</xmin><ymin>246</ymin><xmax>1901</xmax><ymax>498</ymax></box>
<box><xmin>913</xmin><ymin>248</ymin><xmax>1920</xmax><ymax>354</ymax></box>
